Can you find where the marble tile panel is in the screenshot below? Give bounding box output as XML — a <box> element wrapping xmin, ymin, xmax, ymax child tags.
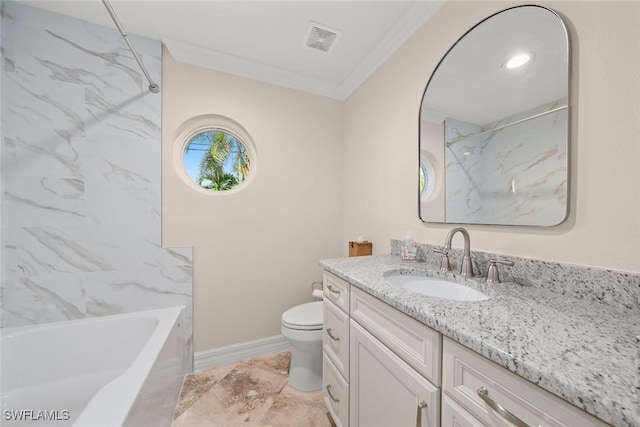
<box><xmin>84</xmin><ymin>268</ymin><xmax>191</xmax><ymax>315</ymax></box>
<box><xmin>82</xmin><ymin>180</ymin><xmax>160</xmax><ymax>227</ymax></box>
<box><xmin>1</xmin><ymin>3</ymin><xmax>193</xmax><ymax>371</ymax></box>
<box><xmin>3</xmin><ymin>225</ymin><xmax>159</xmax><ymax>278</ymax></box>
<box><xmin>443</xmin><ymin>100</ymin><xmax>567</xmax><ymax>225</ymax></box>
<box><xmin>2</xmin><ymin>177</ymin><xmax>86</xmax><ymax>227</ymax></box>
<box><xmin>1</xmin><ymin>273</ymin><xmax>86</xmax><ymax>326</ymax></box>
<box><xmin>2</xmin><ymin>126</ymin><xmax>85</xmax><ymax>179</ymax></box>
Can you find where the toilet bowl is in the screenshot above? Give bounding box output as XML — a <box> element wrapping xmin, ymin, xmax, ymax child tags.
<box><xmin>281</xmin><ymin>301</ymin><xmax>323</xmax><ymax>392</ymax></box>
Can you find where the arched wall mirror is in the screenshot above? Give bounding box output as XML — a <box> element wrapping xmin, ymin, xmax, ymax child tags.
<box><xmin>419</xmin><ymin>5</ymin><xmax>570</xmax><ymax>226</ymax></box>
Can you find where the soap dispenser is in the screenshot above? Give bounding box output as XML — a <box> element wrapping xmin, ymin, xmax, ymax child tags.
<box><xmin>401</xmin><ymin>232</ymin><xmax>418</xmax><ymax>262</ymax></box>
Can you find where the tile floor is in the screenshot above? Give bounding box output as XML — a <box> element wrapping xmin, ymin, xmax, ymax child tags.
<box><xmin>172</xmin><ymin>351</ymin><xmax>335</xmax><ymax>427</ymax></box>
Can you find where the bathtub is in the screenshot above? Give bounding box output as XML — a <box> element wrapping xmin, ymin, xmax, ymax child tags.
<box><xmin>1</xmin><ymin>306</ymin><xmax>187</xmax><ymax>427</ymax></box>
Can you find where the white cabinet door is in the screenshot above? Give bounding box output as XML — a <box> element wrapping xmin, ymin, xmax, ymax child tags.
<box><xmin>349</xmin><ymin>320</ymin><xmax>440</xmax><ymax>427</ymax></box>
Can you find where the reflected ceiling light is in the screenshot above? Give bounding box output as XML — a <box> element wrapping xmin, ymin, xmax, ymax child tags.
<box><xmin>505</xmin><ymin>53</ymin><xmax>531</xmax><ymax>69</ymax></box>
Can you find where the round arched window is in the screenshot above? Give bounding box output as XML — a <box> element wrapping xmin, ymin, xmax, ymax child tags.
<box><xmin>419</xmin><ymin>156</ymin><xmax>436</xmax><ymax>200</ymax></box>
<box><xmin>174</xmin><ymin>115</ymin><xmax>256</xmax><ymax>195</ymax></box>
<box><xmin>184</xmin><ymin>130</ymin><xmax>249</xmax><ymax>191</ymax></box>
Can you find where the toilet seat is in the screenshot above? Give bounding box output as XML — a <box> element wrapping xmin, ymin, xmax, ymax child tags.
<box><xmin>282</xmin><ymin>301</ymin><xmax>323</xmax><ymax>331</ymax></box>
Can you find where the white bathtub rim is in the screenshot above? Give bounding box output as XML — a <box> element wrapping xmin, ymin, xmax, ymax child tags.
<box><xmin>1</xmin><ymin>306</ymin><xmax>184</xmax><ymax>338</ymax></box>
<box><xmin>71</xmin><ymin>306</ymin><xmax>186</xmax><ymax>427</ymax></box>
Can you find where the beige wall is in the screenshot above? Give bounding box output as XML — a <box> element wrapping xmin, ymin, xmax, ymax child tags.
<box><xmin>343</xmin><ymin>1</ymin><xmax>640</xmax><ymax>273</ymax></box>
<box><xmin>162</xmin><ymin>50</ymin><xmax>343</xmax><ymax>352</ymax></box>
<box><xmin>164</xmin><ymin>1</ymin><xmax>640</xmax><ymax>353</ymax></box>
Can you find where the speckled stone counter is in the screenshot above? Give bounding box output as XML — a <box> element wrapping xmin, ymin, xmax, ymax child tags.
<box><xmin>320</xmin><ymin>254</ymin><xmax>640</xmax><ymax>427</ymax></box>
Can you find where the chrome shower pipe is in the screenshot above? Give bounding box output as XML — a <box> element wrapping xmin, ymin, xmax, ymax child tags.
<box><xmin>102</xmin><ymin>0</ymin><xmax>160</xmax><ymax>93</ymax></box>
<box><xmin>446</xmin><ymin>104</ymin><xmax>568</xmax><ymax>146</ymax></box>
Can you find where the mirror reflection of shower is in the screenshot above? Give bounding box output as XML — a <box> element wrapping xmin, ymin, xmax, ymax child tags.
<box><xmin>419</xmin><ymin>5</ymin><xmax>570</xmax><ymax>226</ymax></box>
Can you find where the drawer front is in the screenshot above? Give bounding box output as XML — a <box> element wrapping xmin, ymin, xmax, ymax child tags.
<box><xmin>323</xmin><ymin>299</ymin><xmax>350</xmax><ymax>378</ymax></box>
<box><xmin>441</xmin><ymin>395</ymin><xmax>484</xmax><ymax>427</ymax></box>
<box><xmin>442</xmin><ymin>338</ymin><xmax>610</xmax><ymax>427</ymax></box>
<box><xmin>323</xmin><ymin>271</ymin><xmax>350</xmax><ymax>313</ymax></box>
<box><xmin>350</xmin><ymin>286</ymin><xmax>442</xmax><ymax>386</ymax></box>
<box><xmin>323</xmin><ymin>354</ymin><xmax>349</xmax><ymax>427</ymax></box>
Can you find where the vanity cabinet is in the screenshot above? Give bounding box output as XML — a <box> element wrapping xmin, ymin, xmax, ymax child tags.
<box><xmin>323</xmin><ymin>271</ymin><xmax>442</xmax><ymax>427</ymax></box>
<box><xmin>323</xmin><ymin>270</ymin><xmax>610</xmax><ymax>427</ymax></box>
<box><xmin>442</xmin><ymin>338</ymin><xmax>610</xmax><ymax>427</ymax></box>
<box><xmin>322</xmin><ymin>272</ymin><xmax>351</xmax><ymax>427</ymax></box>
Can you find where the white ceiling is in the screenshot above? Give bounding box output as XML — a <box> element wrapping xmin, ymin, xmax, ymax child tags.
<box><xmin>21</xmin><ymin>0</ymin><xmax>444</xmax><ymax>99</ymax></box>
<box><xmin>421</xmin><ymin>5</ymin><xmax>568</xmax><ymax>125</ymax></box>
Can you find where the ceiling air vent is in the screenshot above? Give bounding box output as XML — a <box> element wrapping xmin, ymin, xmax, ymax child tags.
<box><xmin>304</xmin><ymin>21</ymin><xmax>341</xmax><ymax>54</ymax></box>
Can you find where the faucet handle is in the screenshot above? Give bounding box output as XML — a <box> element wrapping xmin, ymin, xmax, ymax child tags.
<box><xmin>486</xmin><ymin>259</ymin><xmax>514</xmax><ymax>284</ymax></box>
<box><xmin>433</xmin><ymin>248</ymin><xmax>451</xmax><ymax>272</ymax></box>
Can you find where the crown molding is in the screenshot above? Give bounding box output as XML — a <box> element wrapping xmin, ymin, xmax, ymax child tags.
<box><xmin>340</xmin><ymin>1</ymin><xmax>443</xmax><ymax>98</ymax></box>
<box><xmin>164</xmin><ymin>1</ymin><xmax>444</xmax><ymax>101</ymax></box>
<box><xmin>163</xmin><ymin>37</ymin><xmax>348</xmax><ymax>99</ymax></box>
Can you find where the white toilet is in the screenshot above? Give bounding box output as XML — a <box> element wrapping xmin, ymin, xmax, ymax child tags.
<box><xmin>281</xmin><ymin>301</ymin><xmax>323</xmax><ymax>392</ymax></box>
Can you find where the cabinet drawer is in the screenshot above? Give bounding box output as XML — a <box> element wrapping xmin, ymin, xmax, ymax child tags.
<box><xmin>350</xmin><ymin>286</ymin><xmax>442</xmax><ymax>386</ymax></box>
<box><xmin>323</xmin><ymin>272</ymin><xmax>350</xmax><ymax>314</ymax></box>
<box><xmin>441</xmin><ymin>395</ymin><xmax>484</xmax><ymax>427</ymax></box>
<box><xmin>324</xmin><ymin>299</ymin><xmax>349</xmax><ymax>378</ymax></box>
<box><xmin>443</xmin><ymin>338</ymin><xmax>609</xmax><ymax>427</ymax></box>
<box><xmin>323</xmin><ymin>354</ymin><xmax>349</xmax><ymax>427</ymax></box>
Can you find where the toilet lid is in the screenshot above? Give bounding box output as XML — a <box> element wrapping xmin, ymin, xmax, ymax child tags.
<box><xmin>282</xmin><ymin>301</ymin><xmax>323</xmax><ymax>330</ymax></box>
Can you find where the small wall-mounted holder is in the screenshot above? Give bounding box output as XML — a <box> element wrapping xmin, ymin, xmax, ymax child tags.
<box><xmin>311</xmin><ymin>281</ymin><xmax>324</xmax><ymax>300</ymax></box>
<box><xmin>349</xmin><ymin>241</ymin><xmax>372</xmax><ymax>257</ymax></box>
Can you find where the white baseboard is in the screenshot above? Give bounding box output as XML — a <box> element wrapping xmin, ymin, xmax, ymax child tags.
<box><xmin>193</xmin><ymin>334</ymin><xmax>291</xmax><ymax>373</ymax></box>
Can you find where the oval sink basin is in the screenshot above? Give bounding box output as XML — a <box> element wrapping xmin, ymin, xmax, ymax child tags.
<box><xmin>385</xmin><ymin>274</ymin><xmax>490</xmax><ymax>301</ymax></box>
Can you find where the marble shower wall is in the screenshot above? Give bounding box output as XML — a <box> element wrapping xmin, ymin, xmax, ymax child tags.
<box><xmin>443</xmin><ymin>118</ymin><xmax>483</xmax><ymax>223</ymax></box>
<box><xmin>0</xmin><ymin>3</ymin><xmax>193</xmax><ymax>364</ymax></box>
<box><xmin>445</xmin><ymin>99</ymin><xmax>568</xmax><ymax>225</ymax></box>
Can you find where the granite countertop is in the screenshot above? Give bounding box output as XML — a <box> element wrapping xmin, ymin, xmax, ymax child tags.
<box><xmin>320</xmin><ymin>255</ymin><xmax>640</xmax><ymax>427</ymax></box>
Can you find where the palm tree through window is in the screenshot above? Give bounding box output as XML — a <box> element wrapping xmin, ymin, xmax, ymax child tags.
<box><xmin>183</xmin><ymin>130</ymin><xmax>250</xmax><ymax>191</ymax></box>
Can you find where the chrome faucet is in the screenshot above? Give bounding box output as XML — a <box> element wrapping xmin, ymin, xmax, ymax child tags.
<box><xmin>442</xmin><ymin>227</ymin><xmax>474</xmax><ymax>277</ymax></box>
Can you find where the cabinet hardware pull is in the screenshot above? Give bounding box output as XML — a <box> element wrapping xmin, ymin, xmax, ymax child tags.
<box><xmin>326</xmin><ymin>384</ymin><xmax>340</xmax><ymax>403</ymax></box>
<box><xmin>416</xmin><ymin>400</ymin><xmax>428</xmax><ymax>427</ymax></box>
<box><xmin>327</xmin><ymin>284</ymin><xmax>341</xmax><ymax>296</ymax></box>
<box><xmin>326</xmin><ymin>328</ymin><xmax>340</xmax><ymax>341</ymax></box>
<box><xmin>477</xmin><ymin>387</ymin><xmax>530</xmax><ymax>427</ymax></box>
